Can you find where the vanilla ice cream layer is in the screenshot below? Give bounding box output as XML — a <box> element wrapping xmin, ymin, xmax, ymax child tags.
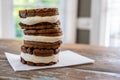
<box><xmin>24</xmin><ymin>35</ymin><xmax>63</xmax><ymax>42</ymax></box>
<box><xmin>21</xmin><ymin>52</ymin><xmax>59</xmax><ymax>63</ymax></box>
<box><xmin>20</xmin><ymin>15</ymin><xmax>59</xmax><ymax>25</ymax></box>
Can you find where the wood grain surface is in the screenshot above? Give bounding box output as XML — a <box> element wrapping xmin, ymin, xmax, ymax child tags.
<box><xmin>0</xmin><ymin>39</ymin><xmax>120</xmax><ymax>80</ymax></box>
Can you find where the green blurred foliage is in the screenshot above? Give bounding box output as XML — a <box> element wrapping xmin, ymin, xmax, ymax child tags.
<box><xmin>14</xmin><ymin>0</ymin><xmax>59</xmax><ymax>39</ymax></box>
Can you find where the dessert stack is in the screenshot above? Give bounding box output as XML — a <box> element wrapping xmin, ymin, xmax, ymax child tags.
<box><xmin>19</xmin><ymin>8</ymin><xmax>63</xmax><ymax>66</ymax></box>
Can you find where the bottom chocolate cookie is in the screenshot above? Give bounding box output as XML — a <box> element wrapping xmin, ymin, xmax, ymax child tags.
<box><xmin>21</xmin><ymin>57</ymin><xmax>57</xmax><ymax>66</ymax></box>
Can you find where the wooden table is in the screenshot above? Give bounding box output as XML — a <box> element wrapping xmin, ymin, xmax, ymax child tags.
<box><xmin>0</xmin><ymin>39</ymin><xmax>120</xmax><ymax>80</ymax></box>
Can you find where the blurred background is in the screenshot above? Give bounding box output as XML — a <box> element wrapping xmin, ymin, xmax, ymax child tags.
<box><xmin>0</xmin><ymin>0</ymin><xmax>120</xmax><ymax>48</ymax></box>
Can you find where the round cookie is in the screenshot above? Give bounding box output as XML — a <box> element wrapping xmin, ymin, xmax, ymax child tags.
<box><xmin>19</xmin><ymin>8</ymin><xmax>59</xmax><ymax>18</ymax></box>
<box><xmin>24</xmin><ymin>40</ymin><xmax>62</xmax><ymax>46</ymax></box>
<box><xmin>24</xmin><ymin>32</ymin><xmax>63</xmax><ymax>36</ymax></box>
<box><xmin>21</xmin><ymin>57</ymin><xmax>57</xmax><ymax>66</ymax></box>
<box><xmin>24</xmin><ymin>27</ymin><xmax>62</xmax><ymax>34</ymax></box>
<box><xmin>19</xmin><ymin>21</ymin><xmax>60</xmax><ymax>29</ymax></box>
<box><xmin>23</xmin><ymin>43</ymin><xmax>61</xmax><ymax>49</ymax></box>
<box><xmin>21</xmin><ymin>45</ymin><xmax>60</xmax><ymax>56</ymax></box>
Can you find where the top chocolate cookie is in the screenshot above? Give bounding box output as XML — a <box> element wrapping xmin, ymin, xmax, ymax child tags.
<box><xmin>19</xmin><ymin>8</ymin><xmax>59</xmax><ymax>18</ymax></box>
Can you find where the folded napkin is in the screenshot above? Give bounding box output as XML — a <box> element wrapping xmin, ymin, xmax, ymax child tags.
<box><xmin>5</xmin><ymin>50</ymin><xmax>94</xmax><ymax>71</ymax></box>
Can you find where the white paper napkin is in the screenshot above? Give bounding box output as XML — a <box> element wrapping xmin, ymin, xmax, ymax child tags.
<box><xmin>5</xmin><ymin>50</ymin><xmax>95</xmax><ymax>71</ymax></box>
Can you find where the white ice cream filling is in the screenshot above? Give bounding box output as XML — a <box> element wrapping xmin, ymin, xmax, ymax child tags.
<box><xmin>20</xmin><ymin>15</ymin><xmax>59</xmax><ymax>25</ymax></box>
<box><xmin>21</xmin><ymin>52</ymin><xmax>59</xmax><ymax>63</ymax></box>
<box><xmin>24</xmin><ymin>35</ymin><xmax>63</xmax><ymax>42</ymax></box>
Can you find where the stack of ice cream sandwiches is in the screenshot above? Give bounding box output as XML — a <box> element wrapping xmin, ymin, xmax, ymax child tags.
<box><xmin>19</xmin><ymin>8</ymin><xmax>63</xmax><ymax>66</ymax></box>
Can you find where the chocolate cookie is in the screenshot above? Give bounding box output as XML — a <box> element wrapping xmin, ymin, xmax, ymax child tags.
<box><xmin>21</xmin><ymin>45</ymin><xmax>60</xmax><ymax>56</ymax></box>
<box><xmin>19</xmin><ymin>8</ymin><xmax>59</xmax><ymax>18</ymax></box>
<box><xmin>21</xmin><ymin>57</ymin><xmax>57</xmax><ymax>66</ymax></box>
<box><xmin>33</xmin><ymin>49</ymin><xmax>59</xmax><ymax>56</ymax></box>
<box><xmin>25</xmin><ymin>32</ymin><xmax>63</xmax><ymax>36</ymax></box>
<box><xmin>19</xmin><ymin>21</ymin><xmax>60</xmax><ymax>29</ymax></box>
<box><xmin>23</xmin><ymin>42</ymin><xmax>61</xmax><ymax>49</ymax></box>
<box><xmin>24</xmin><ymin>28</ymin><xmax>62</xmax><ymax>35</ymax></box>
